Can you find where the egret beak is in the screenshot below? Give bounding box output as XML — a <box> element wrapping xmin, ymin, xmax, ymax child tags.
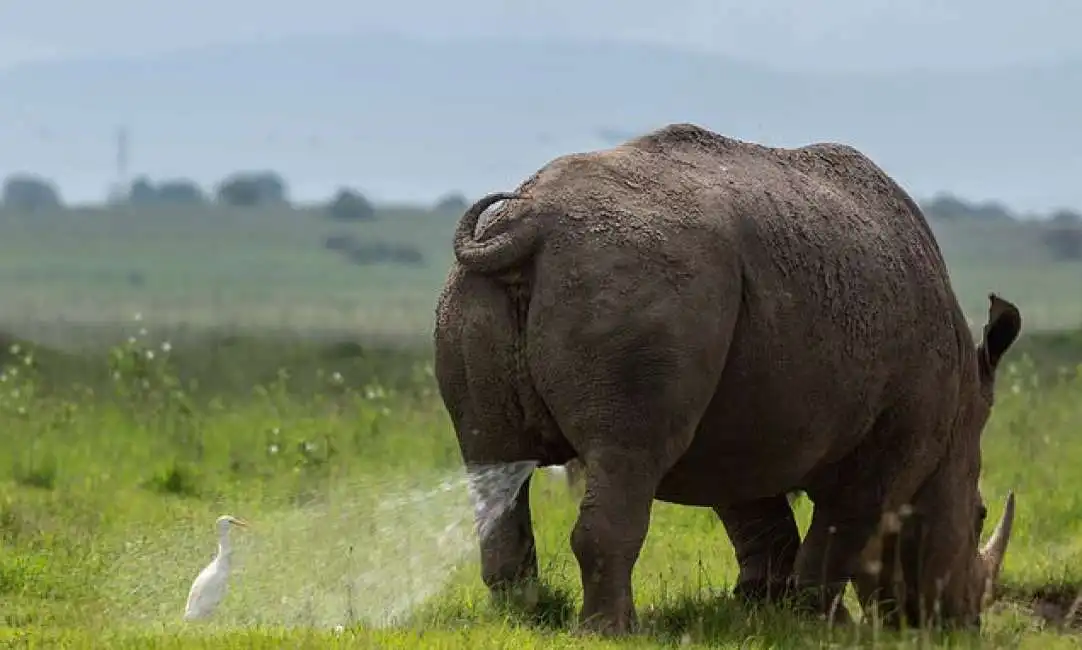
<box><xmin>230</xmin><ymin>517</ymin><xmax>250</xmax><ymax>528</ymax></box>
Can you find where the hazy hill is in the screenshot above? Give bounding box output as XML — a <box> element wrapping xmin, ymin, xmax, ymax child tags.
<box><xmin>0</xmin><ymin>33</ymin><xmax>1078</xmax><ymax>209</ymax></box>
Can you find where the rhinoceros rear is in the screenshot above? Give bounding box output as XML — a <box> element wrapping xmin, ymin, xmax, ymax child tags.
<box><xmin>434</xmin><ymin>123</ymin><xmax>1020</xmax><ymax>634</ymax></box>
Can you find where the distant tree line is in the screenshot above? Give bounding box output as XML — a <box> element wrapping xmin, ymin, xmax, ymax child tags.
<box><xmin>922</xmin><ymin>193</ymin><xmax>1082</xmax><ymax>261</ymax></box>
<box><xmin>0</xmin><ymin>171</ymin><xmax>477</xmax><ymax>272</ymax></box>
<box><xmin>920</xmin><ymin>193</ymin><xmax>1082</xmax><ymax>224</ymax></box>
<box><xmin>2</xmin><ymin>172</ymin><xmax>1080</xmax><ymax>260</ymax></box>
<box><xmin>0</xmin><ymin>171</ymin><xmax>471</xmax><ymax>222</ymax></box>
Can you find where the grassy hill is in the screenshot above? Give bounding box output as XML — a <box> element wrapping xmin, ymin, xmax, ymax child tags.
<box><xmin>0</xmin><ymin>204</ymin><xmax>457</xmax><ymax>347</ymax></box>
<box><xmin>930</xmin><ymin>218</ymin><xmax>1082</xmax><ymax>328</ymax></box>
<box><xmin>0</xmin><ymin>204</ymin><xmax>1079</xmax><ymax>350</ymax></box>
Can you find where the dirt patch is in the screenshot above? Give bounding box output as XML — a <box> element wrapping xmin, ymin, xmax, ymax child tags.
<box><xmin>995</xmin><ymin>580</ymin><xmax>1082</xmax><ymax>630</ymax></box>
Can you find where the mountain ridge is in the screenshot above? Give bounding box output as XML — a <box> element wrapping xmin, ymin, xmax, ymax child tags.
<box><xmin>0</xmin><ymin>32</ymin><xmax>1077</xmax><ymax>209</ymax></box>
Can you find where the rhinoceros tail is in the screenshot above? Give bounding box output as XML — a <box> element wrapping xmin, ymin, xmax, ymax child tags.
<box><xmin>453</xmin><ymin>191</ymin><xmax>542</xmax><ymax>274</ymax></box>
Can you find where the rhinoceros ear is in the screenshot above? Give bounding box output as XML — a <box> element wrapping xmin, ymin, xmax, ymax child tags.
<box><xmin>979</xmin><ymin>294</ymin><xmax>1021</xmax><ymax>377</ymax></box>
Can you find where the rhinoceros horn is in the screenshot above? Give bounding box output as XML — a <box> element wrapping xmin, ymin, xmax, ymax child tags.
<box><xmin>979</xmin><ymin>491</ymin><xmax>1015</xmax><ymax>581</ymax></box>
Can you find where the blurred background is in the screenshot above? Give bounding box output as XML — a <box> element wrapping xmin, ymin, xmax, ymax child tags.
<box><xmin>3</xmin><ymin>3</ymin><xmax>1082</xmax><ymax>640</ymax></box>
<box><xmin>0</xmin><ymin>0</ymin><xmax>1079</xmax><ymax>349</ymax></box>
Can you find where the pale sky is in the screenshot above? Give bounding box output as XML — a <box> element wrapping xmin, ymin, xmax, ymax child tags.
<box><xmin>0</xmin><ymin>0</ymin><xmax>1080</xmax><ymax>72</ymax></box>
<box><xmin>1</xmin><ymin>1</ymin><xmax>1079</xmax><ymax>208</ymax></box>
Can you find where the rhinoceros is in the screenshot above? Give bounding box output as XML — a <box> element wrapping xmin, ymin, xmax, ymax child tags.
<box><xmin>433</xmin><ymin>123</ymin><xmax>1019</xmax><ymax>634</ymax></box>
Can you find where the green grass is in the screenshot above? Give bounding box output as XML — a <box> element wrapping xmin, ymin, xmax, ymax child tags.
<box><xmin>0</xmin><ymin>204</ymin><xmax>459</xmax><ymax>345</ymax></box>
<box><xmin>0</xmin><ymin>205</ymin><xmax>1079</xmax><ymax>347</ymax></box>
<box><xmin>2</xmin><ymin>323</ymin><xmax>1082</xmax><ymax>648</ymax></box>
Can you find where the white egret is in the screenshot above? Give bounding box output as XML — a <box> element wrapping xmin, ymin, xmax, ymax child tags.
<box><xmin>183</xmin><ymin>514</ymin><xmax>249</xmax><ymax>621</ymax></box>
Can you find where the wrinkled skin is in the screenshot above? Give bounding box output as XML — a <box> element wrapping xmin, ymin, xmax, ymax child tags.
<box><xmin>434</xmin><ymin>123</ymin><xmax>1020</xmax><ymax>635</ymax></box>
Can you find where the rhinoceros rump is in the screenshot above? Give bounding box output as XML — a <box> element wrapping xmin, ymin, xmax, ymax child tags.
<box><xmin>434</xmin><ymin>123</ymin><xmax>1019</xmax><ymax>634</ymax></box>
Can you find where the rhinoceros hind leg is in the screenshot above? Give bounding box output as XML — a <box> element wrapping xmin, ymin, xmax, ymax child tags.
<box><xmin>569</xmin><ymin>449</ymin><xmax>671</xmax><ymax>636</ymax></box>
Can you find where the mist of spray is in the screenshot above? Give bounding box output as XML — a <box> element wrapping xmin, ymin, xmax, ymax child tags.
<box><xmin>100</xmin><ymin>460</ymin><xmax>539</xmax><ymax>630</ymax></box>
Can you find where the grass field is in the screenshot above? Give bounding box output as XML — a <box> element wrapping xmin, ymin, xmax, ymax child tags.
<box><xmin>1</xmin><ymin>197</ymin><xmax>1081</xmax><ymax>647</ymax></box>
<box><xmin>2</xmin><ymin>317</ymin><xmax>1082</xmax><ymax>649</ymax></box>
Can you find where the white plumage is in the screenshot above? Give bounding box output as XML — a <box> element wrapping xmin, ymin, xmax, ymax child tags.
<box><xmin>183</xmin><ymin>514</ymin><xmax>249</xmax><ymax>621</ymax></box>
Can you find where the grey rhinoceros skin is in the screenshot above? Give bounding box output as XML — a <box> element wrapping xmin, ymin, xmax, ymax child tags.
<box><xmin>433</xmin><ymin>123</ymin><xmax>1020</xmax><ymax>635</ymax></box>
